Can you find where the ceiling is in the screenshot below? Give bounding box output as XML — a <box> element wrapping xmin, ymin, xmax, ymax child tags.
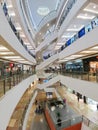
<box><xmin>0</xmin><ymin>0</ymin><xmax>98</xmax><ymax>65</ymax></box>
<box><xmin>26</xmin><ymin>0</ymin><xmax>60</xmax><ymax>28</ymax></box>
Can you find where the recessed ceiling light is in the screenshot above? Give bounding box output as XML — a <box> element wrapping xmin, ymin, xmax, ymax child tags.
<box><xmin>93</xmin><ymin>5</ymin><xmax>96</xmax><ymax>9</ymax></box>
<box><xmin>12</xmin><ymin>58</ymin><xmax>25</xmax><ymax>61</ymax></box>
<box><xmin>67</xmin><ymin>25</ymin><xmax>84</xmax><ymax>31</ymax></box>
<box><xmin>90</xmin><ymin>46</ymin><xmax>98</xmax><ymax>50</ymax></box>
<box><xmin>47</xmin><ymin>23</ymin><xmax>49</xmax><ymax>26</ymax></box>
<box><xmin>37</xmin><ymin>7</ymin><xmax>50</xmax><ymax>16</ymax></box>
<box><xmin>77</xmin><ymin>13</ymin><xmax>95</xmax><ymax>19</ymax></box>
<box><xmin>7</xmin><ymin>4</ymin><xmax>13</xmax><ymax>8</ymax></box>
<box><xmin>16</xmin><ymin>26</ymin><xmax>22</xmax><ymax>30</ymax></box>
<box><xmin>70</xmin><ymin>54</ymin><xmax>84</xmax><ymax>58</ymax></box>
<box><xmin>9</xmin><ymin>12</ymin><xmax>15</xmax><ymax>16</ymax></box>
<box><xmin>84</xmin><ymin>8</ymin><xmax>98</xmax><ymax>14</ymax></box>
<box><xmin>0</xmin><ymin>46</ymin><xmax>9</xmax><ymax>51</ymax></box>
<box><xmin>2</xmin><ymin>56</ymin><xmax>21</xmax><ymax>59</ymax></box>
<box><xmin>80</xmin><ymin>50</ymin><xmax>98</xmax><ymax>53</ymax></box>
<box><xmin>0</xmin><ymin>52</ymin><xmax>14</xmax><ymax>55</ymax></box>
<box><xmin>85</xmin><ymin>13</ymin><xmax>87</xmax><ymax>16</ymax></box>
<box><xmin>27</xmin><ymin>46</ymin><xmax>33</xmax><ymax>49</ymax></box>
<box><xmin>57</xmin><ymin>43</ymin><xmax>65</xmax><ymax>45</ymax></box>
<box><xmin>74</xmin><ymin>25</ymin><xmax>76</xmax><ymax>28</ymax></box>
<box><xmin>24</xmin><ymin>42</ymin><xmax>30</xmax><ymax>45</ymax></box>
<box><xmin>84</xmin><ymin>3</ymin><xmax>98</xmax><ymax>14</ymax></box>
<box><xmin>55</xmin><ymin>46</ymin><xmax>61</xmax><ymax>50</ymax></box>
<box><xmin>62</xmin><ymin>33</ymin><xmax>76</xmax><ymax>38</ymax></box>
<box><xmin>20</xmin><ymin>34</ymin><xmax>25</xmax><ymax>38</ymax></box>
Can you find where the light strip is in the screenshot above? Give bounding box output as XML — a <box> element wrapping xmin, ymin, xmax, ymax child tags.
<box><xmin>84</xmin><ymin>8</ymin><xmax>98</xmax><ymax>14</ymax></box>
<box><xmin>77</xmin><ymin>15</ymin><xmax>95</xmax><ymax>20</ymax></box>
<box><xmin>0</xmin><ymin>52</ymin><xmax>14</xmax><ymax>55</ymax></box>
<box><xmin>90</xmin><ymin>46</ymin><xmax>98</xmax><ymax>50</ymax></box>
<box><xmin>9</xmin><ymin>12</ymin><xmax>16</xmax><ymax>17</ymax></box>
<box><xmin>0</xmin><ymin>46</ymin><xmax>9</xmax><ymax>51</ymax></box>
<box><xmin>67</xmin><ymin>25</ymin><xmax>84</xmax><ymax>31</ymax></box>
<box><xmin>80</xmin><ymin>50</ymin><xmax>98</xmax><ymax>53</ymax></box>
<box><xmin>2</xmin><ymin>56</ymin><xmax>21</xmax><ymax>59</ymax></box>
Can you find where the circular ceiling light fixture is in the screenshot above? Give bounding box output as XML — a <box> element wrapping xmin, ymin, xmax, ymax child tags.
<box><xmin>37</xmin><ymin>7</ymin><xmax>50</xmax><ymax>16</ymax></box>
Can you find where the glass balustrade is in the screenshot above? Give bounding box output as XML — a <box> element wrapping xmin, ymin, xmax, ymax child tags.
<box><xmin>0</xmin><ymin>70</ymin><xmax>34</xmax><ymax>98</ymax></box>
<box><xmin>82</xmin><ymin>115</ymin><xmax>98</xmax><ymax>130</ymax></box>
<box><xmin>60</xmin><ymin>71</ymin><xmax>98</xmax><ymax>83</ymax></box>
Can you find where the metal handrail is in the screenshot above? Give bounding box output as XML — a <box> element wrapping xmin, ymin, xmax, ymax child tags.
<box><xmin>82</xmin><ymin>115</ymin><xmax>98</xmax><ymax>129</ymax></box>
<box><xmin>0</xmin><ymin>71</ymin><xmax>34</xmax><ymax>99</ymax></box>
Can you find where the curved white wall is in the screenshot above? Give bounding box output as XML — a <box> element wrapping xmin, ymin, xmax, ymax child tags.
<box><xmin>0</xmin><ymin>5</ymin><xmax>36</xmax><ymax>64</ymax></box>
<box><xmin>0</xmin><ymin>75</ymin><xmax>38</xmax><ymax>130</ymax></box>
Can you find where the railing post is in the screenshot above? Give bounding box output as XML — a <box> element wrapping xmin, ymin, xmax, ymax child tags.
<box><xmin>96</xmin><ymin>73</ymin><xmax>98</xmax><ymax>82</ymax></box>
<box><xmin>13</xmin><ymin>75</ymin><xmax>15</xmax><ymax>86</ymax></box>
<box><xmin>9</xmin><ymin>77</ymin><xmax>11</xmax><ymax>89</ymax></box>
<box><xmin>3</xmin><ymin>79</ymin><xmax>6</xmax><ymax>94</ymax></box>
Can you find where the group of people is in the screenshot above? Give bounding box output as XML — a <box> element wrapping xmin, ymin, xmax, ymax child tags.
<box><xmin>35</xmin><ymin>100</ymin><xmax>44</xmax><ymax>114</ymax></box>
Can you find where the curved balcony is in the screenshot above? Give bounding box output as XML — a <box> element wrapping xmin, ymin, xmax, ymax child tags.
<box><xmin>0</xmin><ymin>74</ymin><xmax>37</xmax><ymax>130</ymax></box>
<box><xmin>36</xmin><ymin>53</ymin><xmax>59</xmax><ymax>71</ymax></box>
<box><xmin>36</xmin><ymin>29</ymin><xmax>58</xmax><ymax>52</ymax></box>
<box><xmin>0</xmin><ymin>4</ymin><xmax>36</xmax><ymax>64</ymax></box>
<box><xmin>37</xmin><ymin>10</ymin><xmax>57</xmax><ymax>32</ymax></box>
<box><xmin>0</xmin><ymin>71</ymin><xmax>35</xmax><ymax>99</ymax></box>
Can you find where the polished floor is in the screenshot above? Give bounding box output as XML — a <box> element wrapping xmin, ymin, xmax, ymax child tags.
<box><xmin>30</xmin><ymin>114</ymin><xmax>50</xmax><ymax>130</ymax></box>
<box><xmin>7</xmin><ymin>82</ymin><xmax>98</xmax><ymax>130</ymax></box>
<box><xmin>57</xmin><ymin>85</ymin><xmax>98</xmax><ymax>130</ymax></box>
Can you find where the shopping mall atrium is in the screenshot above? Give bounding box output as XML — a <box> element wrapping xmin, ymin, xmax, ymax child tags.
<box><xmin>0</xmin><ymin>0</ymin><xmax>98</xmax><ymax>130</ymax></box>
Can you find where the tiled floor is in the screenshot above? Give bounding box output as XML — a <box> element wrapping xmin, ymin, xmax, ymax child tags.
<box><xmin>7</xmin><ymin>83</ymin><xmax>98</xmax><ymax>130</ymax></box>
<box><xmin>30</xmin><ymin>114</ymin><xmax>50</xmax><ymax>130</ymax></box>
<box><xmin>57</xmin><ymin>85</ymin><xmax>98</xmax><ymax>130</ymax></box>
<box><xmin>7</xmin><ymin>85</ymin><xmax>36</xmax><ymax>130</ymax></box>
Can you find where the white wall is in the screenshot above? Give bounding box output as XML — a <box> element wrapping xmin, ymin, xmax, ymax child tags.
<box><xmin>0</xmin><ymin>74</ymin><xmax>38</xmax><ymax>130</ymax></box>
<box><xmin>0</xmin><ymin>5</ymin><xmax>36</xmax><ymax>64</ymax></box>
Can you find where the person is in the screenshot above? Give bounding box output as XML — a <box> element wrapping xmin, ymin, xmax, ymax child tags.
<box><xmin>63</xmin><ymin>98</ymin><xmax>66</xmax><ymax>104</ymax></box>
<box><xmin>57</xmin><ymin>118</ymin><xmax>62</xmax><ymax>127</ymax></box>
<box><xmin>97</xmin><ymin>104</ymin><xmax>98</xmax><ymax>110</ymax></box>
<box><xmin>35</xmin><ymin>100</ymin><xmax>37</xmax><ymax>105</ymax></box>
